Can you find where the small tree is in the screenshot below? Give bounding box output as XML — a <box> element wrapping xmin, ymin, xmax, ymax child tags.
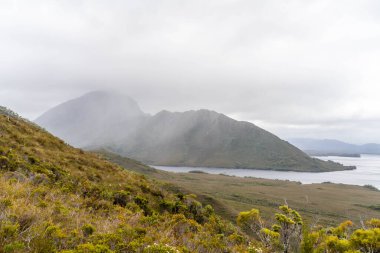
<box><xmin>237</xmin><ymin>205</ymin><xmax>303</xmax><ymax>253</ymax></box>
<box><xmin>237</xmin><ymin>209</ymin><xmax>277</xmax><ymax>248</ymax></box>
<box><xmin>275</xmin><ymin>205</ymin><xmax>303</xmax><ymax>253</ymax></box>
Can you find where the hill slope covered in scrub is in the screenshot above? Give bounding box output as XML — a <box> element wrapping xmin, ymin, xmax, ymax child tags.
<box><xmin>0</xmin><ymin>107</ymin><xmax>249</xmax><ymax>252</ymax></box>
<box><xmin>36</xmin><ymin>91</ymin><xmax>350</xmax><ymax>172</ymax></box>
<box><xmin>1</xmin><ymin>107</ymin><xmax>379</xmax><ymax>253</ymax></box>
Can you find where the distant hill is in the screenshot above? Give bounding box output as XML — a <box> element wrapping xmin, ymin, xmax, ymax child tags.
<box><xmin>35</xmin><ymin>91</ymin><xmax>350</xmax><ymax>172</ymax></box>
<box><xmin>288</xmin><ymin>138</ymin><xmax>380</xmax><ymax>156</ymax></box>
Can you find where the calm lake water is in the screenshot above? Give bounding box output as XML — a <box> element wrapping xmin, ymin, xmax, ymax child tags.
<box><xmin>154</xmin><ymin>154</ymin><xmax>380</xmax><ymax>189</ymax></box>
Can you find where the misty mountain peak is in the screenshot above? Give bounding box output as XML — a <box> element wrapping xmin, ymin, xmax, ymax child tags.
<box><xmin>155</xmin><ymin>109</ymin><xmax>225</xmax><ymax>120</ymax></box>
<box><xmin>35</xmin><ymin>91</ymin><xmax>146</xmax><ymax>147</ymax></box>
<box><xmin>36</xmin><ymin>90</ymin><xmax>144</xmax><ymax>120</ymax></box>
<box><xmin>72</xmin><ymin>90</ymin><xmax>143</xmax><ymax>115</ymax></box>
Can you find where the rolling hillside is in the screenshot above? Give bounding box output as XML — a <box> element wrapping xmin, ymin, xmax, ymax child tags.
<box><xmin>0</xmin><ymin>107</ymin><xmax>248</xmax><ymax>252</ymax></box>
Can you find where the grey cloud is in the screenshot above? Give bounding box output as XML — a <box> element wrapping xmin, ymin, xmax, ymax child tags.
<box><xmin>1</xmin><ymin>0</ymin><xmax>379</xmax><ymax>143</ymax></box>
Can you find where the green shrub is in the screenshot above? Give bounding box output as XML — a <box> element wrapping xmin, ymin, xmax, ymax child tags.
<box><xmin>3</xmin><ymin>241</ymin><xmax>25</xmax><ymax>253</ymax></box>
<box><xmin>134</xmin><ymin>195</ymin><xmax>151</xmax><ymax>215</ymax></box>
<box><xmin>159</xmin><ymin>200</ymin><xmax>175</xmax><ymax>213</ymax></box>
<box><xmin>82</xmin><ymin>224</ymin><xmax>95</xmax><ymax>237</ymax></box>
<box><xmin>75</xmin><ymin>243</ymin><xmax>114</xmax><ymax>253</ymax></box>
<box><xmin>0</xmin><ymin>198</ymin><xmax>12</xmax><ymax>210</ymax></box>
<box><xmin>204</xmin><ymin>205</ymin><xmax>214</xmax><ymax>217</ymax></box>
<box><xmin>143</xmin><ymin>243</ymin><xmax>179</xmax><ymax>253</ymax></box>
<box><xmin>0</xmin><ymin>222</ymin><xmax>19</xmax><ymax>239</ymax></box>
<box><xmin>113</xmin><ymin>190</ymin><xmax>130</xmax><ymax>207</ymax></box>
<box><xmin>0</xmin><ymin>156</ymin><xmax>9</xmax><ymax>169</ymax></box>
<box><xmin>45</xmin><ymin>224</ymin><xmax>66</xmax><ymax>239</ymax></box>
<box><xmin>28</xmin><ymin>155</ymin><xmax>40</xmax><ymax>165</ymax></box>
<box><xmin>364</xmin><ymin>184</ymin><xmax>379</xmax><ymax>191</ymax></box>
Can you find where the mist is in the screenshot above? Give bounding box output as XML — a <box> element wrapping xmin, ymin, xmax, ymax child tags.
<box><xmin>1</xmin><ymin>0</ymin><xmax>380</xmax><ymax>143</ymax></box>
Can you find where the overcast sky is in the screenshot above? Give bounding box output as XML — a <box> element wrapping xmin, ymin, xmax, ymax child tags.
<box><xmin>1</xmin><ymin>0</ymin><xmax>380</xmax><ymax>144</ymax></box>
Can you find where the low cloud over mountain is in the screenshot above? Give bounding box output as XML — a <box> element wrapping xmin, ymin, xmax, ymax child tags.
<box><xmin>36</xmin><ymin>91</ymin><xmax>348</xmax><ymax>172</ymax></box>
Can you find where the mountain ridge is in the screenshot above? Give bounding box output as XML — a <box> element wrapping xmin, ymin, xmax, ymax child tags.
<box><xmin>35</xmin><ymin>91</ymin><xmax>350</xmax><ymax>172</ymax></box>
<box><xmin>288</xmin><ymin>137</ymin><xmax>380</xmax><ymax>156</ymax></box>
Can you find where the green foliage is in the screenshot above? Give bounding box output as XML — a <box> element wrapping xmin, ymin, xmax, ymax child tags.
<box><xmin>82</xmin><ymin>224</ymin><xmax>96</xmax><ymax>237</ymax></box>
<box><xmin>112</xmin><ymin>190</ymin><xmax>130</xmax><ymax>207</ymax></box>
<box><xmin>0</xmin><ymin>156</ymin><xmax>9</xmax><ymax>169</ymax></box>
<box><xmin>0</xmin><ymin>198</ymin><xmax>12</xmax><ymax>210</ymax></box>
<box><xmin>134</xmin><ymin>195</ymin><xmax>151</xmax><ymax>215</ymax></box>
<box><xmin>159</xmin><ymin>199</ymin><xmax>176</xmax><ymax>213</ymax></box>
<box><xmin>63</xmin><ymin>243</ymin><xmax>114</xmax><ymax>253</ymax></box>
<box><xmin>237</xmin><ymin>209</ymin><xmax>261</xmax><ymax>227</ymax></box>
<box><xmin>238</xmin><ymin>205</ymin><xmax>380</xmax><ymax>253</ymax></box>
<box><xmin>367</xmin><ymin>218</ymin><xmax>380</xmax><ymax>228</ymax></box>
<box><xmin>0</xmin><ymin>222</ymin><xmax>19</xmax><ymax>240</ymax></box>
<box><xmin>204</xmin><ymin>204</ymin><xmax>214</xmax><ymax>217</ymax></box>
<box><xmin>143</xmin><ymin>243</ymin><xmax>179</xmax><ymax>253</ymax></box>
<box><xmin>350</xmin><ymin>228</ymin><xmax>380</xmax><ymax>252</ymax></box>
<box><xmin>3</xmin><ymin>241</ymin><xmax>24</xmax><ymax>253</ymax></box>
<box><xmin>247</xmin><ymin>242</ymin><xmax>264</xmax><ymax>253</ymax></box>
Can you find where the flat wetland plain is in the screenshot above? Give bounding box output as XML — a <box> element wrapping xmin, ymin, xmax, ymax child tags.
<box><xmin>101</xmin><ymin>152</ymin><xmax>380</xmax><ymax>226</ymax></box>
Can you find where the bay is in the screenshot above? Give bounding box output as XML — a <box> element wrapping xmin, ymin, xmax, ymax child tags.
<box><xmin>153</xmin><ymin>154</ymin><xmax>380</xmax><ymax>188</ymax></box>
